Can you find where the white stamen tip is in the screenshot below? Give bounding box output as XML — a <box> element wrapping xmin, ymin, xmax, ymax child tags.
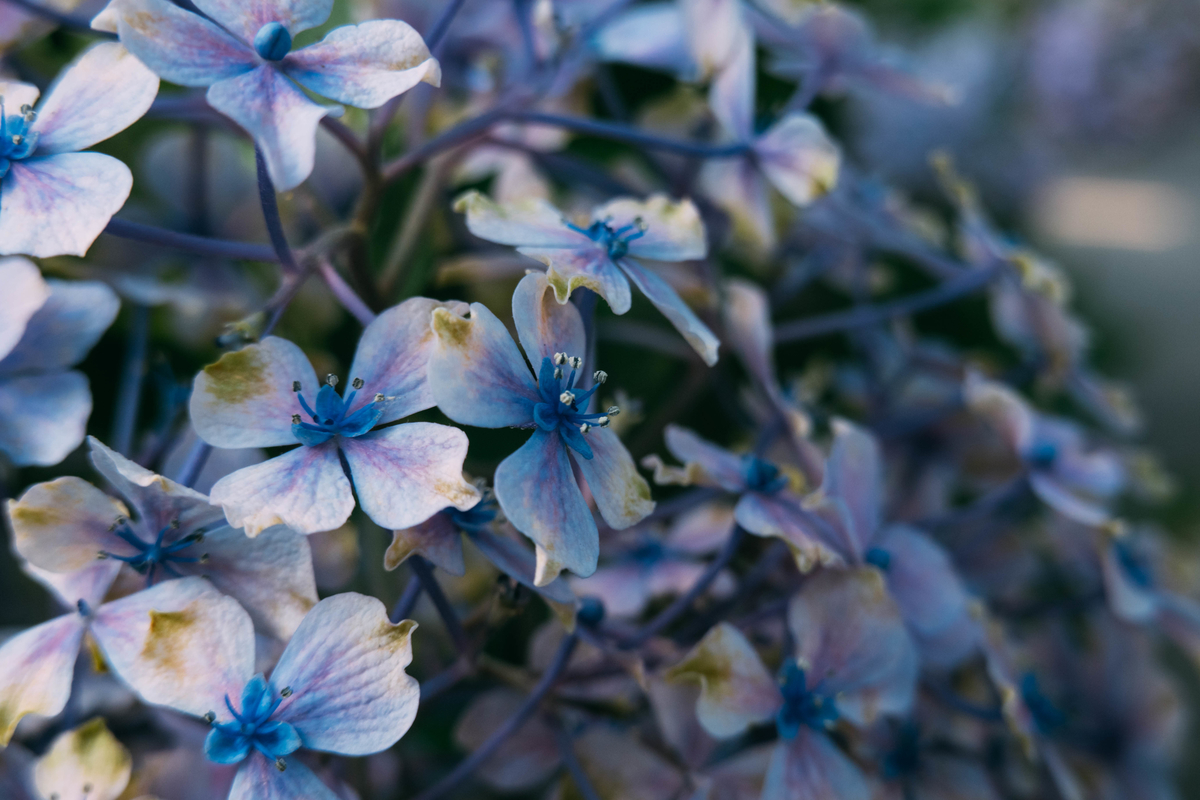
<box><xmin>326</xmin><ymin>374</ymin><xmax>339</xmax><ymax>387</ymax></box>
<box><xmin>606</xmin><ymin>405</ymin><xmax>620</xmax><ymax>416</ymax></box>
<box><xmin>569</xmin><ymin>356</ymin><xmax>583</xmax><ymax>369</ymax></box>
<box><xmin>598</xmin><ymin>416</ymin><xmax>610</xmax><ymax>427</ymax></box>
<box><xmin>559</xmin><ymin>391</ymin><xmax>576</xmax><ymax>405</ymax></box>
<box><xmin>276</xmin><ymin>758</ymin><xmax>287</xmax><ymax>772</ymax></box>
<box><xmin>553</xmin><ymin>352</ymin><xmax>567</xmax><ymax>365</ymax></box>
<box><xmin>554</xmin><ymin>367</ymin><xmax>563</xmax><ymax>380</ymax></box>
<box><xmin>593</xmin><ymin>370</ymin><xmax>607</xmax><ymax>384</ymax></box>
<box><xmin>352</xmin><ymin>377</ymin><xmax>364</xmax><ymax>389</ymax></box>
<box><xmin>634</xmin><ymin>216</ymin><xmax>648</xmax><ymax>231</ymax></box>
<box><xmin>579</xmin><ymin>423</ymin><xmax>591</xmax><ymax>434</ymax></box>
<box><xmin>374</xmin><ymin>393</ymin><xmax>386</xmax><ymax>402</ymax></box>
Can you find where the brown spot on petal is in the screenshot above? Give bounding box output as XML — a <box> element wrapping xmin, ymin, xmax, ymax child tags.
<box><xmin>7</xmin><ymin>503</ymin><xmax>63</xmax><ymax>528</ymax></box>
<box><xmin>141</xmin><ymin>608</ymin><xmax>196</xmax><ymax>673</ymax></box>
<box><xmin>431</xmin><ymin>307</ymin><xmax>473</xmax><ymax>349</ymax></box>
<box><xmin>202</xmin><ymin>347</ymin><xmax>269</xmax><ymax>404</ymax></box>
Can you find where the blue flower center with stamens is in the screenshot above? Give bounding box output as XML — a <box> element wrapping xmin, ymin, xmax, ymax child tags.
<box><xmin>532</xmin><ymin>355</ymin><xmax>614</xmax><ymax>460</ymax></box>
<box><xmin>291</xmin><ymin>376</ymin><xmax>386</xmax><ymax>446</ymax></box>
<box><xmin>1113</xmin><ymin>539</ymin><xmax>1154</xmax><ymax>589</ymax></box>
<box><xmin>253</xmin><ymin>22</ymin><xmax>293</xmax><ymax>61</ymax></box>
<box><xmin>99</xmin><ymin>518</ymin><xmax>210</xmax><ymax>587</ymax></box>
<box><xmin>1026</xmin><ymin>440</ymin><xmax>1058</xmax><ymax>469</ymax></box>
<box><xmin>448</xmin><ymin>496</ymin><xmax>498</xmax><ymax>533</ymax></box>
<box><xmin>0</xmin><ymin>99</ymin><xmax>38</xmax><ymax>178</ymax></box>
<box><xmin>776</xmin><ymin>661</ymin><xmax>839</xmax><ymax>740</ymax></box>
<box><xmin>565</xmin><ymin>217</ymin><xmax>648</xmax><ymax>261</ymax></box>
<box><xmin>865</xmin><ymin>547</ymin><xmax>891</xmax><ymax>570</ymax></box>
<box><xmin>741</xmin><ymin>455</ymin><xmax>788</xmax><ymax>494</ymax></box>
<box><xmin>205</xmin><ymin>674</ymin><xmax>301</xmax><ymax>769</ymax></box>
<box><xmin>1020</xmin><ymin>673</ymin><xmax>1066</xmax><ymax>735</ymax></box>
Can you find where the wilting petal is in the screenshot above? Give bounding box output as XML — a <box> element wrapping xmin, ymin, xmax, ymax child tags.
<box><xmin>619</xmin><ymin>258</ymin><xmax>719</xmax><ymax>365</ymax></box>
<box><xmin>667</xmin><ymin>622</ymin><xmax>783</xmax><ymax>738</ymax></box>
<box><xmin>206</xmin><ymin>65</ymin><xmax>337</xmax><ymax>191</ymax></box>
<box><xmin>0</xmin><ymin>257</ymin><xmax>49</xmax><ymax>362</ymax></box>
<box><xmin>494</xmin><ymin>430</ymin><xmax>596</xmax><ymax>584</ymax></box>
<box><xmin>115</xmin><ymin>0</ymin><xmax>256</xmax><ymax>87</ymax></box>
<box><xmin>32</xmin><ymin>42</ymin><xmax>159</xmax><ymax>154</ymax></box>
<box><xmin>0</xmin><ymin>279</ymin><xmax>119</xmax><ymax>374</ymax></box>
<box><xmin>755</xmin><ymin>113</ymin><xmax>840</xmax><ymax>206</ymax></box>
<box><xmin>348</xmin><ymin>297</ymin><xmax>467</xmax><ymax>425</ymax></box>
<box><xmin>575</xmin><ymin>426</ymin><xmax>655</xmax><ymax>529</ymax></box>
<box><xmin>454</xmin><ymin>190</ymin><xmax>590</xmax><ymax>247</ymax></box>
<box><xmin>661</xmin><ymin>424</ymin><xmax>746</xmax><ymax>490</ymax></box>
<box><xmin>428</xmin><ymin>303</ymin><xmax>540</xmax><ymax>428</ymax></box>
<box><xmin>823</xmin><ymin>419</ymin><xmax>882</xmax><ymax>558</ymax></box>
<box><xmin>1029</xmin><ymin>473</ymin><xmax>1111</xmax><ymax>527</ymax></box>
<box><xmin>0</xmin><ymin>614</ymin><xmax>86</xmax><ymax>745</ymax></box>
<box><xmin>698</xmin><ymin>156</ymin><xmax>776</xmax><ymax>254</ymax></box>
<box><xmin>568</xmin><ymin>725</ymin><xmax>686</xmax><ymax>800</ymax></box>
<box><xmin>193</xmin><ymin>0</ymin><xmax>333</xmax><ymax>41</ymax></box>
<box><xmin>0</xmin><ymin>154</ymin><xmax>131</xmax><ymax>258</ymax></box>
<box><xmin>523</xmin><ymin>249</ymin><xmax>633</xmax><ymax>315</ymax></box>
<box><xmin>453</xmin><ymin>689</ymin><xmax>561</xmax><ymax>791</ymax></box>
<box><xmin>512</xmin><ymin>271</ymin><xmax>586</xmax><ymax>365</ymax></box>
<box><xmin>0</xmin><ymin>372</ymin><xmax>91</xmax><ymax>466</ymax></box>
<box><xmin>788</xmin><ymin>568</ymin><xmax>917</xmax><ymax>726</ymax></box>
<box><xmin>91</xmin><ymin>578</ymin><xmax>254</xmax><ymax>718</ymax></box>
<box><xmin>33</xmin><ymin>719</ymin><xmax>132</xmax><ymax>800</ymax></box>
<box><xmin>271</xmin><ymin>593</ymin><xmax>419</xmax><ymax>755</ymax></box>
<box><xmin>7</xmin><ymin>476</ymin><xmax>128</xmax><ymax>573</ymax></box>
<box><xmin>386</xmin><ymin>513</ymin><xmax>464</xmax><ymax>575</ymax></box>
<box><xmin>593</xmin><ymin>3</ymin><xmax>691</xmax><ymax>75</ymax></box>
<box><xmin>191</xmin><ymin>337</ymin><xmax>317</xmax><ymax>449</ymax></box>
<box><xmin>761</xmin><ymin>731</ymin><xmax>870</xmax><ymax>800</ymax></box>
<box><xmin>227</xmin><ymin>751</ymin><xmax>339</xmax><ymax>800</ymax></box>
<box><xmin>723</xmin><ymin>279</ymin><xmax>777</xmax><ymax>397</ymax></box>
<box><xmin>597</xmin><ymin>195</ymin><xmax>707</xmax><ymax>262</ymax></box>
<box><xmin>342</xmin><ymin>422</ymin><xmax>479</xmax><ymax>531</ymax></box>
<box><xmin>468</xmin><ymin>528</ymin><xmax>578</xmax><ymax>626</ymax></box>
<box><xmin>209</xmin><ymin>443</ymin><xmax>353</xmax><ymax>536</ymax></box>
<box><xmin>734</xmin><ymin>493</ymin><xmax>841</xmax><ymax>572</ymax></box>
<box><xmin>284</xmin><ymin>20</ymin><xmax>440</xmax><ymax>109</ymax></box>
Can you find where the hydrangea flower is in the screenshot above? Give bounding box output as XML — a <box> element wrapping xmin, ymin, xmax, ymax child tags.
<box><xmin>454</xmin><ymin>191</ymin><xmax>720</xmax><ymax>365</ymax></box>
<box><xmin>32</xmin><ymin>719</ymin><xmax>132</xmax><ymax>800</ymax></box>
<box><xmin>106</xmin><ymin>0</ymin><xmax>440</xmax><ymax>190</ymax></box>
<box><xmin>190</xmin><ymin>297</ymin><xmax>480</xmax><ymax>535</ymax></box>
<box><xmin>668</xmin><ymin>568</ymin><xmax>918</xmax><ymax>800</ymax></box>
<box><xmin>129</xmin><ymin>590</ymin><xmax>420</xmax><ymax>800</ymax></box>
<box><xmin>8</xmin><ymin>437</ymin><xmax>317</xmax><ymax>640</ymax></box>
<box><xmin>593</xmin><ymin>0</ymin><xmax>750</xmax><ymax>83</ymax></box>
<box><xmin>0</xmin><ymin>43</ymin><xmax>158</xmax><ymax>257</ymax></box>
<box><xmin>428</xmin><ymin>271</ymin><xmax>655</xmax><ymax>584</ymax></box>
<box><xmin>0</xmin><ymin>258</ymin><xmax>119</xmax><ymax>466</ymax></box>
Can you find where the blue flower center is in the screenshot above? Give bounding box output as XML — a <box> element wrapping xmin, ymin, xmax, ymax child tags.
<box><xmin>205</xmin><ymin>674</ymin><xmax>301</xmax><ymax>771</ymax></box>
<box><xmin>253</xmin><ymin>22</ymin><xmax>293</xmax><ymax>61</ymax></box>
<box><xmin>565</xmin><ymin>216</ymin><xmax>648</xmax><ymax>261</ymax></box>
<box><xmin>99</xmin><ymin>517</ymin><xmax>211</xmax><ymax>586</ymax></box>
<box><xmin>630</xmin><ymin>539</ymin><xmax>666</xmax><ymax>565</ymax></box>
<box><xmin>864</xmin><ymin>547</ymin><xmax>891</xmax><ymax>570</ymax></box>
<box><xmin>1113</xmin><ymin>539</ymin><xmax>1154</xmax><ymax>589</ymax></box>
<box><xmin>1021</xmin><ymin>673</ymin><xmax>1066</xmax><ymax>735</ymax></box>
<box><xmin>291</xmin><ymin>375</ymin><xmax>386</xmax><ymax>446</ymax></box>
<box><xmin>741</xmin><ymin>455</ymin><xmax>788</xmax><ymax>494</ymax></box>
<box><xmin>776</xmin><ymin>661</ymin><xmax>839</xmax><ymax>739</ymax></box>
<box><xmin>0</xmin><ymin>99</ymin><xmax>38</xmax><ymax>178</ymax></box>
<box><xmin>448</xmin><ymin>496</ymin><xmax>498</xmax><ymax>533</ymax></box>
<box><xmin>1026</xmin><ymin>440</ymin><xmax>1058</xmax><ymax>469</ymax></box>
<box><xmin>533</xmin><ymin>354</ymin><xmax>619</xmax><ymax>460</ymax></box>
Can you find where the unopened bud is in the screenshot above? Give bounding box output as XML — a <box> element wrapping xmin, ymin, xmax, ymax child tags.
<box><xmin>326</xmin><ymin>374</ymin><xmax>339</xmax><ymax>387</ymax></box>
<box><xmin>593</xmin><ymin>370</ymin><xmax>607</xmax><ymax>384</ymax></box>
<box><xmin>559</xmin><ymin>391</ymin><xmax>575</xmax><ymax>405</ymax></box>
<box><xmin>352</xmin><ymin>377</ymin><xmax>364</xmax><ymax>389</ymax></box>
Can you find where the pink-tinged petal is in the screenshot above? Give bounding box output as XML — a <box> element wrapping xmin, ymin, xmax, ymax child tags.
<box><xmin>760</xmin><ymin>731</ymin><xmax>870</xmax><ymax>800</ymax></box>
<box><xmin>114</xmin><ymin>0</ymin><xmax>256</xmax><ymax>87</ymax></box>
<box><xmin>667</xmin><ymin>502</ymin><xmax>736</xmax><ymax>554</ymax></box>
<box><xmin>646</xmin><ymin>677</ymin><xmax>719</xmax><ymax>769</ymax></box>
<box><xmin>206</xmin><ymin>66</ymin><xmax>337</xmax><ymax>191</ymax></box>
<box><xmin>7</xmin><ymin>476</ymin><xmax>128</xmax><ymax>573</ymax></box>
<box><xmin>190</xmin><ymin>337</ymin><xmax>316</xmax><ymax>449</ymax></box>
<box><xmin>0</xmin><ymin>154</ymin><xmax>131</xmax><ymax>258</ymax></box>
<box><xmin>228</xmin><ymin>752</ymin><xmax>339</xmax><ymax>800</ymax></box>
<box><xmin>468</xmin><ymin>528</ymin><xmax>577</xmax><ymax>625</ymax></box>
<box><xmin>723</xmin><ymin>279</ymin><xmax>777</xmax><ymax>397</ymax></box>
<box><xmin>0</xmin><ymin>257</ymin><xmax>48</xmax><ymax>362</ymax></box>
<box><xmin>453</xmin><ymin>689</ymin><xmax>561</xmax><ymax>791</ymax></box>
<box><xmin>0</xmin><ymin>279</ymin><xmax>119</xmax><ymax>374</ymax></box>
<box><xmin>964</xmin><ymin>373</ymin><xmax>1034</xmax><ymax>453</ymax></box>
<box><xmin>342</xmin><ymin>422</ymin><xmax>479</xmax><ymax>531</ymax></box>
<box><xmin>454</xmin><ymin>190</ymin><xmax>591</xmax><ymax>248</ymax></box>
<box><xmin>0</xmin><ymin>372</ymin><xmax>92</xmax><ymax>466</ymax></box>
<box><xmin>788</xmin><ymin>568</ymin><xmax>917</xmax><ymax>726</ymax></box>
<box><xmin>88</xmin><ymin>438</ymin><xmax>224</xmax><ymax>535</ymax></box>
<box><xmin>698</xmin><ymin>156</ymin><xmax>777</xmax><ymax>254</ymax></box>
<box><xmin>755</xmin><ymin>113</ymin><xmax>840</xmax><ymax>207</ymax></box>
<box><xmin>596</xmin><ymin>195</ymin><xmax>707</xmax><ymax>262</ymax></box>
<box><xmin>522</xmin><ymin>247</ymin><xmax>634</xmax><ymax>314</ymax></box>
<box><xmin>428</xmin><ymin>302</ymin><xmax>540</xmax><ymax>428</ymax></box>
<box><xmin>209</xmin><ymin>443</ymin><xmax>353</xmax><ymax>536</ymax></box>
<box><xmin>22</xmin><ymin>560</ymin><xmax>122</xmax><ymax>612</ymax></box>
<box><xmin>91</xmin><ymin>578</ymin><xmax>254</xmax><ymax>718</ymax></box>
<box><xmin>32</xmin><ymin>42</ymin><xmax>159</xmax><ymax>154</ymax></box>
<box><xmin>701</xmin><ymin>743</ymin><xmax>773</xmax><ymax>799</ymax></box>
<box><xmin>0</xmin><ymin>614</ymin><xmax>86</xmax><ymax>745</ymax></box>
<box><xmin>0</xmin><ymin>80</ymin><xmax>40</xmax><ymax>110</ymax></box>
<box><xmin>511</xmin><ymin>271</ymin><xmax>586</xmax><ymax>365</ymax></box>
<box><xmin>33</xmin><ymin>719</ymin><xmax>132</xmax><ymax>800</ymax></box>
<box><xmin>571</xmin><ymin>563</ymin><xmax>650</xmax><ymax>618</ymax></box>
<box><xmin>619</xmin><ymin>258</ymin><xmax>719</xmax><ymax>365</ymax></box>
<box><xmin>593</xmin><ymin>3</ymin><xmax>691</xmax><ymax>75</ymax></box>
<box><xmin>707</xmin><ymin>20</ymin><xmax>754</xmax><ymax>139</ymax></box>
<box><xmin>193</xmin><ymin>0</ymin><xmax>332</xmax><ymax>41</ymax></box>
<box><xmin>1029</xmin><ymin>474</ymin><xmax>1111</xmax><ymax>527</ymax></box>
<box><xmin>386</xmin><ymin>514</ymin><xmax>465</xmax><ymax>575</ymax></box>
<box><xmin>823</xmin><ymin>419</ymin><xmax>883</xmax><ymax>557</ymax></box>
<box><xmin>734</xmin><ymin>493</ymin><xmax>841</xmax><ymax>572</ymax></box>
<box><xmin>284</xmin><ymin>20</ymin><xmax>440</xmax><ymax>109</ymax></box>
<box><xmin>494</xmin><ymin>429</ymin><xmax>596</xmax><ymax>585</ymax></box>
<box><xmin>271</xmin><ymin>593</ymin><xmax>419</xmax><ymax>755</ymax></box>
<box><xmin>567</xmin><ymin>726</ymin><xmax>686</xmax><ymax>800</ymax></box>
<box><xmin>576</xmin><ymin>427</ymin><xmax>655</xmax><ymax>530</ymax></box>
<box><xmin>662</xmin><ymin>424</ymin><xmax>745</xmax><ymax>490</ymax></box>
<box><xmin>666</xmin><ymin>622</ymin><xmax>783</xmax><ymax>738</ymax></box>
<box><xmin>348</xmin><ymin>297</ymin><xmax>468</xmax><ymax>425</ymax></box>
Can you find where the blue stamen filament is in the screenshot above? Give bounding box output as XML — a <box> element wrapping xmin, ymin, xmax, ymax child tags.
<box><xmin>565</xmin><ymin>215</ymin><xmax>648</xmax><ymax>261</ymax></box>
<box><xmin>98</xmin><ymin>517</ymin><xmax>210</xmax><ymax>587</ymax></box>
<box><xmin>776</xmin><ymin>661</ymin><xmax>839</xmax><ymax>740</ymax></box>
<box><xmin>0</xmin><ymin>98</ymin><xmax>38</xmax><ymax>179</ymax></box>
<box><xmin>204</xmin><ymin>675</ymin><xmax>301</xmax><ymax>770</ymax></box>
<box><xmin>291</xmin><ymin>375</ymin><xmax>387</xmax><ymax>446</ymax></box>
<box><xmin>532</xmin><ymin>354</ymin><xmax>620</xmax><ymax>459</ymax></box>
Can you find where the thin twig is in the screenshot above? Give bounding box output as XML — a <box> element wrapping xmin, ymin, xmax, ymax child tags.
<box><xmin>506</xmin><ymin>112</ymin><xmax>752</xmax><ymax>158</ymax></box>
<box><xmin>317</xmin><ymin>258</ymin><xmax>377</xmax><ymax>326</ymax></box>
<box><xmin>409</xmin><ymin>555</ymin><xmax>470</xmax><ymax>653</ymax></box>
<box><xmin>390</xmin><ymin>576</ymin><xmax>424</xmax><ymax>624</ymax></box>
<box><xmin>103</xmin><ymin>219</ymin><xmax>278</xmax><ymax>262</ymax></box>
<box><xmin>255</xmin><ymin>148</ymin><xmax>299</xmax><ymax>273</ymax></box>
<box><xmin>319</xmin><ymin>117</ymin><xmax>370</xmax><ymax>172</ymax></box>
<box><xmin>111</xmin><ymin>305</ymin><xmax>150</xmax><ymax>457</ymax></box>
<box><xmin>378</xmin><ymin>153</ymin><xmax>454</xmax><ymax>299</ymax></box>
<box><xmin>555</xmin><ymin>724</ymin><xmax>603</xmax><ymax>800</ymax></box>
<box><xmin>172</xmin><ymin>440</ymin><xmax>212</xmax><ymax>489</ymax></box>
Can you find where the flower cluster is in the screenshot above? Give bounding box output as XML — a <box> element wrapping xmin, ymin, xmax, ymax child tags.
<box><xmin>0</xmin><ymin>0</ymin><xmax>1194</xmax><ymax>799</ymax></box>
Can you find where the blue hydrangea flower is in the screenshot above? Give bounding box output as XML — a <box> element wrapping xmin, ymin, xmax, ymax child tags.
<box><xmin>0</xmin><ymin>258</ymin><xmax>119</xmax><ymax>466</ymax></box>
<box><xmin>190</xmin><ymin>297</ymin><xmax>480</xmax><ymax>535</ymax></box>
<box><xmin>428</xmin><ymin>272</ymin><xmax>655</xmax><ymax>585</ymax></box>
<box><xmin>8</xmin><ymin>436</ymin><xmax>318</xmax><ymax>641</ymax></box>
<box><xmin>0</xmin><ymin>43</ymin><xmax>158</xmax><ymax>257</ymax></box>
<box><xmin>107</xmin><ymin>0</ymin><xmax>440</xmax><ymax>190</ymax></box>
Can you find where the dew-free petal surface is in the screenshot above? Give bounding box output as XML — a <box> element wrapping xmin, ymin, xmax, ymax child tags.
<box><xmin>760</xmin><ymin>731</ymin><xmax>871</xmax><ymax>800</ymax></box>
<box><xmin>0</xmin><ymin>372</ymin><xmax>92</xmax><ymax>466</ymax></box>
<box><xmin>0</xmin><ymin>614</ymin><xmax>86</xmax><ymax>745</ymax></box>
<box><xmin>115</xmin><ymin>0</ymin><xmax>257</xmax><ymax>87</ymax></box>
<box><xmin>0</xmin><ymin>257</ymin><xmax>48</xmax><ymax>362</ymax></box>
<box><xmin>33</xmin><ymin>718</ymin><xmax>132</xmax><ymax>800</ymax></box>
<box><xmin>619</xmin><ymin>258</ymin><xmax>719</xmax><ymax>365</ymax></box>
<box><xmin>575</xmin><ymin>426</ymin><xmax>655</xmax><ymax>530</ymax></box>
<box><xmin>194</xmin><ymin>0</ymin><xmax>332</xmax><ymax>41</ymax></box>
<box><xmin>511</xmin><ymin>271</ymin><xmax>587</xmax><ymax>367</ymax></box>
<box><xmin>0</xmin><ymin>279</ymin><xmax>119</xmax><ymax>374</ymax></box>
<box><xmin>227</xmin><ymin>751</ymin><xmax>339</xmax><ymax>800</ymax></box>
<box><xmin>455</xmin><ymin>190</ymin><xmax>590</xmax><ymax>248</ymax></box>
<box><xmin>8</xmin><ymin>476</ymin><xmax>128</xmax><ymax>573</ymax></box>
<box><xmin>385</xmin><ymin>514</ymin><xmax>465</xmax><ymax>575</ymax></box>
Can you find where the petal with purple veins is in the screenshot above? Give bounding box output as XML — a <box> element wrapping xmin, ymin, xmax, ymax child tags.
<box><xmin>192</xmin><ymin>0</ymin><xmax>333</xmax><ymax>41</ymax></box>
<box><xmin>114</xmin><ymin>0</ymin><xmax>257</xmax><ymax>87</ymax></box>
<box><xmin>574</xmin><ymin>426</ymin><xmax>655</xmax><ymax>530</ymax></box>
<box><xmin>227</xmin><ymin>751</ymin><xmax>340</xmax><ymax>800</ymax></box>
<box><xmin>0</xmin><ymin>372</ymin><xmax>92</xmax><ymax>467</ymax></box>
<box><xmin>618</xmin><ymin>258</ymin><xmax>719</xmax><ymax>365</ymax></box>
<box><xmin>0</xmin><ymin>614</ymin><xmax>86</xmax><ymax>746</ymax></box>
<box><xmin>760</xmin><ymin>731</ymin><xmax>871</xmax><ymax>800</ymax></box>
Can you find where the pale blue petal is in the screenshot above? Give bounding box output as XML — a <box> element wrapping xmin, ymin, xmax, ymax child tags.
<box><xmin>0</xmin><ymin>372</ymin><xmax>91</xmax><ymax>466</ymax></box>
<box><xmin>0</xmin><ymin>154</ymin><xmax>132</xmax><ymax>258</ymax></box>
<box><xmin>574</xmin><ymin>427</ymin><xmax>654</xmax><ymax>530</ymax></box>
<box><xmin>593</xmin><ymin>3</ymin><xmax>692</xmax><ymax>75</ymax></box>
<box><xmin>228</xmin><ymin>752</ymin><xmax>339</xmax><ymax>800</ymax></box>
<box><xmin>31</xmin><ymin>42</ymin><xmax>160</xmax><ymax>154</ymax></box>
<box><xmin>206</xmin><ymin>66</ymin><xmax>338</xmax><ymax>191</ymax></box>
<box><xmin>707</xmin><ymin>24</ymin><xmax>754</xmax><ymax>140</ymax></box>
<box><xmin>822</xmin><ymin>419</ymin><xmax>882</xmax><ymax>558</ymax></box>
<box><xmin>193</xmin><ymin>0</ymin><xmax>333</xmax><ymax>41</ymax></box>
<box><xmin>115</xmin><ymin>0</ymin><xmax>257</xmax><ymax>87</ymax></box>
<box><xmin>284</xmin><ymin>20</ymin><xmax>440</xmax><ymax>109</ymax></box>
<box><xmin>0</xmin><ymin>257</ymin><xmax>48</xmax><ymax>362</ymax></box>
<box><xmin>271</xmin><ymin>594</ymin><xmax>419</xmax><ymax>755</ymax></box>
<box><xmin>512</xmin><ymin>271</ymin><xmax>586</xmax><ymax>369</ymax></box>
<box><xmin>618</xmin><ymin>258</ymin><xmax>719</xmax><ymax>366</ymax></box>
<box><xmin>0</xmin><ymin>279</ymin><xmax>119</xmax><ymax>374</ymax></box>
<box><xmin>761</xmin><ymin>732</ymin><xmax>870</xmax><ymax>800</ymax></box>
<box><xmin>662</xmin><ymin>425</ymin><xmax>746</xmax><ymax>491</ymax></box>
